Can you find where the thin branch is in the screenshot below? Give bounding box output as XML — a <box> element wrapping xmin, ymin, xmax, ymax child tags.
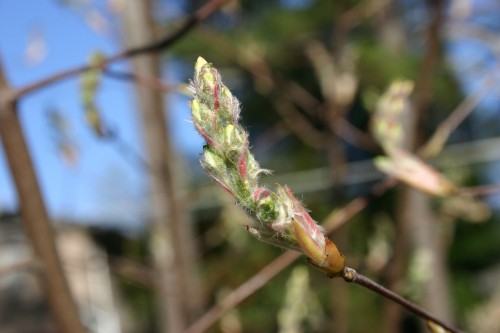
<box><xmin>0</xmin><ymin>259</ymin><xmax>37</xmax><ymax>277</ymax></box>
<box><xmin>337</xmin><ymin>0</ymin><xmax>392</xmax><ymax>32</ymax></box>
<box><xmin>110</xmin><ymin>257</ymin><xmax>155</xmax><ymax>287</ymax></box>
<box><xmin>420</xmin><ymin>69</ymin><xmax>498</xmax><ymax>158</ymax></box>
<box><xmin>322</xmin><ymin>177</ymin><xmax>396</xmax><ymax>233</ymax></box>
<box><xmin>103</xmin><ymin>68</ymin><xmax>183</xmax><ymax>94</ymax></box>
<box><xmin>183</xmin><ymin>251</ymin><xmax>300</xmax><ymax>333</ymax></box>
<box><xmin>272</xmin><ymin>96</ymin><xmax>326</xmax><ymax>149</ymax></box>
<box><xmin>11</xmin><ymin>0</ymin><xmax>228</xmax><ymax>101</ymax></box>
<box><xmin>342</xmin><ymin>267</ymin><xmax>462</xmax><ymax>333</ymax></box>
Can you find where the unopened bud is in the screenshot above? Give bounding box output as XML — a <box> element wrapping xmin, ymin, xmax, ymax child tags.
<box><xmin>191</xmin><ymin>98</ymin><xmax>219</xmax><ymax>147</ymax></box>
<box><xmin>292</xmin><ymin>218</ymin><xmax>325</xmax><ymax>265</ymax></box>
<box><xmin>191</xmin><ymin>98</ymin><xmax>203</xmax><ymax>124</ymax></box>
<box><xmin>201</xmin><ymin>71</ymin><xmax>217</xmax><ymax>93</ymax></box>
<box><xmin>194</xmin><ymin>56</ymin><xmax>208</xmax><ymax>80</ymax></box>
<box><xmin>220</xmin><ymin>86</ymin><xmax>239</xmax><ymax>121</ymax></box>
<box><xmin>224</xmin><ymin>124</ymin><xmax>247</xmax><ymax>163</ymax></box>
<box><xmin>201</xmin><ymin>147</ymin><xmax>225</xmax><ymax>178</ymax></box>
<box><xmin>201</xmin><ymin>147</ymin><xmax>236</xmax><ymax>196</ymax></box>
<box><xmin>255</xmin><ymin>191</ymin><xmax>280</xmax><ymax>223</ymax></box>
<box><xmin>323</xmin><ymin>238</ymin><xmax>345</xmax><ymax>277</ymax></box>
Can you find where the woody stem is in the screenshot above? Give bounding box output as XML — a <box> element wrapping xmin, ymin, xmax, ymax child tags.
<box><xmin>341</xmin><ymin>267</ymin><xmax>461</xmax><ymax>333</ymax></box>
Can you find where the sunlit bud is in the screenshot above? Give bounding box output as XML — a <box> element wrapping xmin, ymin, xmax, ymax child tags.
<box><xmin>191</xmin><ymin>99</ymin><xmax>203</xmax><ymax>124</ymax></box>
<box><xmin>194</xmin><ymin>56</ymin><xmax>208</xmax><ymax>80</ymax></box>
<box><xmin>201</xmin><ymin>147</ymin><xmax>225</xmax><ymax>178</ymax></box>
<box><xmin>292</xmin><ymin>218</ymin><xmax>325</xmax><ymax>265</ymax></box>
<box><xmin>323</xmin><ymin>238</ymin><xmax>345</xmax><ymax>277</ymax></box>
<box><xmin>427</xmin><ymin>321</ymin><xmax>451</xmax><ymax>333</ymax></box>
<box><xmin>224</xmin><ymin>124</ymin><xmax>247</xmax><ymax>163</ymax></box>
<box><xmin>200</xmin><ymin>147</ymin><xmax>235</xmax><ymax>196</ymax></box>
<box><xmin>220</xmin><ymin>86</ymin><xmax>239</xmax><ymax>121</ymax></box>
<box><xmin>201</xmin><ymin>71</ymin><xmax>217</xmax><ymax>93</ymax></box>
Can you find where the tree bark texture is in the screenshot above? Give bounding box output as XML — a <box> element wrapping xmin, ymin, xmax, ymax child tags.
<box><xmin>120</xmin><ymin>1</ymin><xmax>201</xmax><ymax>332</ymax></box>
<box><xmin>0</xmin><ymin>61</ymin><xmax>86</xmax><ymax>333</ymax></box>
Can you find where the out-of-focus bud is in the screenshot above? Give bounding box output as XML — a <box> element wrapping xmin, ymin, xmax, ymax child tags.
<box><xmin>374</xmin><ymin>150</ymin><xmax>457</xmax><ymax>197</ymax></box>
<box><xmin>372</xmin><ymin>80</ymin><xmax>414</xmax><ymax>151</ymax></box>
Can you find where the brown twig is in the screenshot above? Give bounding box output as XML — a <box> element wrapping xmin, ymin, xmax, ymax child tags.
<box><xmin>102</xmin><ymin>68</ymin><xmax>182</xmax><ymax>94</ymax></box>
<box><xmin>10</xmin><ymin>0</ymin><xmax>228</xmax><ymax>101</ymax></box>
<box><xmin>342</xmin><ymin>267</ymin><xmax>462</xmax><ymax>333</ymax></box>
<box><xmin>183</xmin><ymin>251</ymin><xmax>300</xmax><ymax>333</ymax></box>
<box><xmin>337</xmin><ymin>0</ymin><xmax>392</xmax><ymax>33</ymax></box>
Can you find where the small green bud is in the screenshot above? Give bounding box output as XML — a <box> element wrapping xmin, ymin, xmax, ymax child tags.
<box><xmin>200</xmin><ymin>147</ymin><xmax>238</xmax><ymax>196</ymax></box>
<box><xmin>256</xmin><ymin>192</ymin><xmax>279</xmax><ymax>222</ymax></box>
<box><xmin>224</xmin><ymin>124</ymin><xmax>247</xmax><ymax>163</ymax></box>
<box><xmin>201</xmin><ymin>71</ymin><xmax>217</xmax><ymax>93</ymax></box>
<box><xmin>191</xmin><ymin>99</ymin><xmax>202</xmax><ymax>123</ymax></box>
<box><xmin>194</xmin><ymin>56</ymin><xmax>208</xmax><ymax>80</ymax></box>
<box><xmin>201</xmin><ymin>147</ymin><xmax>225</xmax><ymax>175</ymax></box>
<box><xmin>220</xmin><ymin>86</ymin><xmax>239</xmax><ymax>120</ymax></box>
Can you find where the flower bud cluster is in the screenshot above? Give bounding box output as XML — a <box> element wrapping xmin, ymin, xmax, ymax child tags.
<box><xmin>190</xmin><ymin>57</ymin><xmax>345</xmax><ymax>276</ymax></box>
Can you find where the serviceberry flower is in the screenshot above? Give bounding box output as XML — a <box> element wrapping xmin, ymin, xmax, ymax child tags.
<box><xmin>190</xmin><ymin>57</ymin><xmax>345</xmax><ymax>276</ymax></box>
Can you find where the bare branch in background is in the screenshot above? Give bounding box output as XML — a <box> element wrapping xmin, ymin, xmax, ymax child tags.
<box><xmin>420</xmin><ymin>67</ymin><xmax>499</xmax><ymax>158</ymax></box>
<box><xmin>102</xmin><ymin>68</ymin><xmax>186</xmax><ymax>94</ymax></box>
<box><xmin>10</xmin><ymin>0</ymin><xmax>228</xmax><ymax>101</ymax></box>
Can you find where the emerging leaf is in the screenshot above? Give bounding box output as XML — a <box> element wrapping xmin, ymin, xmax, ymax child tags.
<box><xmin>374</xmin><ymin>150</ymin><xmax>456</xmax><ymax>197</ymax></box>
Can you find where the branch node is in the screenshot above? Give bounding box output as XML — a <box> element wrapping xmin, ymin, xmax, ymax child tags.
<box><xmin>342</xmin><ymin>266</ymin><xmax>356</xmax><ymax>282</ymax></box>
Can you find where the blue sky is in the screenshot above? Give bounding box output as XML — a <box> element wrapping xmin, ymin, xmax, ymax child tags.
<box><xmin>0</xmin><ymin>0</ymin><xmax>203</xmax><ymax>229</ymax></box>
